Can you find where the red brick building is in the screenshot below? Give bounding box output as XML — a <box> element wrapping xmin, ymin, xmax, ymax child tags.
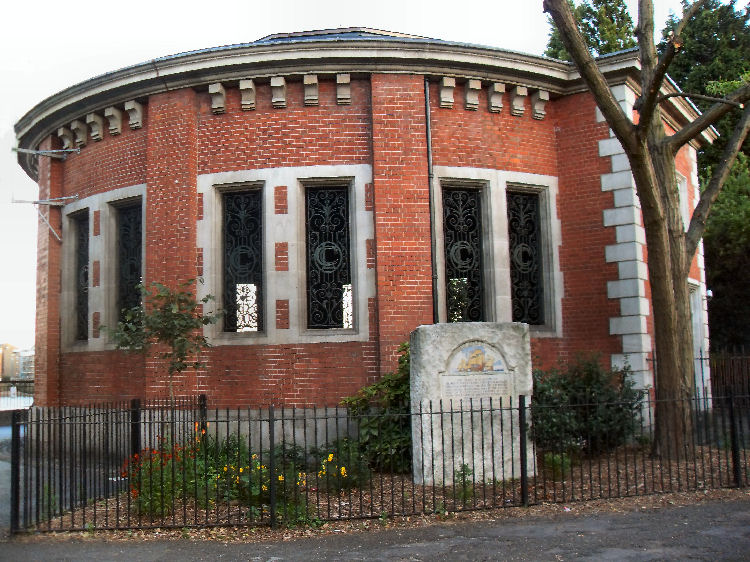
<box><xmin>14</xmin><ymin>29</ymin><xmax>711</xmax><ymax>407</ymax></box>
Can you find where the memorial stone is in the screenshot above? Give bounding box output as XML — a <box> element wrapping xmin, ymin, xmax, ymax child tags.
<box><xmin>410</xmin><ymin>322</ymin><xmax>534</xmax><ymax>485</ymax></box>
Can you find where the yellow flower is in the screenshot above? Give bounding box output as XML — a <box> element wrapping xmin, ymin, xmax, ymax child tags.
<box><xmin>262</xmin><ymin>485</ymin><xmax>268</xmax><ymax>491</ymax></box>
<box><xmin>318</xmin><ymin>470</ymin><xmax>324</xmax><ymax>477</ymax></box>
<box><xmin>239</xmin><ymin>467</ymin><xmax>243</xmax><ymax>473</ymax></box>
<box><xmin>223</xmin><ymin>466</ymin><xmax>228</xmax><ymax>472</ymax></box>
<box><xmin>278</xmin><ymin>474</ymin><xmax>285</xmax><ymax>482</ymax></box>
<box><xmin>340</xmin><ymin>466</ymin><xmax>347</xmax><ymax>477</ymax></box>
<box><xmin>327</xmin><ymin>454</ymin><xmax>334</xmax><ymax>462</ymax></box>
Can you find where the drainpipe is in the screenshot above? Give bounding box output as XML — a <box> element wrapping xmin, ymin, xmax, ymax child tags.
<box><xmin>424</xmin><ymin>77</ymin><xmax>438</xmax><ymax>324</ymax></box>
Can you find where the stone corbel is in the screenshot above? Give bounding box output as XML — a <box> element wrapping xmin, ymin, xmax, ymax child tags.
<box><xmin>239</xmin><ymin>79</ymin><xmax>256</xmax><ymax>110</ymax></box>
<box><xmin>510</xmin><ymin>86</ymin><xmax>528</xmax><ymax>117</ymax></box>
<box><xmin>488</xmin><ymin>83</ymin><xmax>505</xmax><ymax>113</ymax></box>
<box><xmin>124</xmin><ymin>100</ymin><xmax>144</xmax><ymax>129</ymax></box>
<box><xmin>104</xmin><ymin>107</ymin><xmax>123</xmax><ymax>135</ymax></box>
<box><xmin>85</xmin><ymin>113</ymin><xmax>105</xmax><ymax>141</ymax></box>
<box><xmin>336</xmin><ymin>74</ymin><xmax>351</xmax><ymax>105</ymax></box>
<box><xmin>304</xmin><ymin>74</ymin><xmax>319</xmax><ymax>106</ymax></box>
<box><xmin>531</xmin><ymin>90</ymin><xmax>549</xmax><ymax>120</ymax></box>
<box><xmin>69</xmin><ymin>120</ymin><xmax>88</xmax><ymax>147</ymax></box>
<box><xmin>208</xmin><ymin>83</ymin><xmax>226</xmax><ymax>114</ymax></box>
<box><xmin>57</xmin><ymin>126</ymin><xmax>75</xmax><ymax>150</ymax></box>
<box><xmin>440</xmin><ymin>77</ymin><xmax>456</xmax><ymax>108</ymax></box>
<box><xmin>465</xmin><ymin>79</ymin><xmax>481</xmax><ymax>111</ymax></box>
<box><xmin>271</xmin><ymin>76</ymin><xmax>286</xmax><ymax>108</ymax></box>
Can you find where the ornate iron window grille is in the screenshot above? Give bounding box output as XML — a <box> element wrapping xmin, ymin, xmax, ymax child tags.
<box><xmin>442</xmin><ymin>188</ymin><xmax>484</xmax><ymax>322</ymax></box>
<box><xmin>117</xmin><ymin>203</ymin><xmax>142</xmax><ymax>319</ymax></box>
<box><xmin>74</xmin><ymin>212</ymin><xmax>89</xmax><ymax>340</ymax></box>
<box><xmin>223</xmin><ymin>190</ymin><xmax>264</xmax><ymax>332</ymax></box>
<box><xmin>306</xmin><ymin>186</ymin><xmax>352</xmax><ymax>329</ymax></box>
<box><xmin>507</xmin><ymin>191</ymin><xmax>544</xmax><ymax>325</ymax></box>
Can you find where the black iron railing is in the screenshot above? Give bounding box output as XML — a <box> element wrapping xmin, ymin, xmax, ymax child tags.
<box><xmin>8</xmin><ymin>391</ymin><xmax>748</xmax><ymax>533</ymax></box>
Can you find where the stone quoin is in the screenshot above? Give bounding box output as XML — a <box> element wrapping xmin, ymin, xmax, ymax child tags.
<box><xmin>13</xmin><ymin>28</ymin><xmax>712</xmax><ymax>407</ymax></box>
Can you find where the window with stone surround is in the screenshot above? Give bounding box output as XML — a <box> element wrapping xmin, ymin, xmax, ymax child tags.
<box><xmin>115</xmin><ymin>201</ymin><xmax>142</xmax><ymax>319</ymax></box>
<box><xmin>305</xmin><ymin>184</ymin><xmax>353</xmax><ymax>330</ymax></box>
<box><xmin>223</xmin><ymin>188</ymin><xmax>264</xmax><ymax>332</ymax></box>
<box><xmin>442</xmin><ymin>187</ymin><xmax>485</xmax><ymax>322</ymax></box>
<box><xmin>507</xmin><ymin>189</ymin><xmax>544</xmax><ymax>325</ymax></box>
<box><xmin>73</xmin><ymin>210</ymin><xmax>90</xmax><ymax>340</ymax></box>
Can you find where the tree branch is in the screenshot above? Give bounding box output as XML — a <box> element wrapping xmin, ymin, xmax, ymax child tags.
<box><xmin>685</xmin><ymin>104</ymin><xmax>750</xmax><ymax>259</ymax></box>
<box><xmin>543</xmin><ymin>0</ymin><xmax>636</xmax><ymax>150</ymax></box>
<box><xmin>668</xmin><ymin>83</ymin><xmax>750</xmax><ymax>149</ymax></box>
<box><xmin>636</xmin><ymin>0</ymin><xmax>708</xmax><ymax>135</ymax></box>
<box><xmin>657</xmin><ymin>91</ymin><xmax>745</xmax><ymax>109</ymax></box>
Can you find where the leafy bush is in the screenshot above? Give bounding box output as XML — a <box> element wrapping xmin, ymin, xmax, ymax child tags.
<box><xmin>341</xmin><ymin>342</ymin><xmax>412</xmax><ymax>473</ymax></box>
<box><xmin>531</xmin><ymin>355</ymin><xmax>643</xmax><ymax>455</ymax></box>
<box><xmin>313</xmin><ymin>438</ymin><xmax>370</xmax><ymax>491</ymax></box>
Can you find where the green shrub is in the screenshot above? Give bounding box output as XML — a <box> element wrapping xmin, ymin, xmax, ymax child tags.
<box><xmin>531</xmin><ymin>354</ymin><xmax>643</xmax><ymax>455</ymax></box>
<box><xmin>314</xmin><ymin>438</ymin><xmax>370</xmax><ymax>491</ymax></box>
<box><xmin>341</xmin><ymin>342</ymin><xmax>412</xmax><ymax>473</ymax></box>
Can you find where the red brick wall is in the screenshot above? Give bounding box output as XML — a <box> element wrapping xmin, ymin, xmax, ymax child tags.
<box><xmin>196</xmin><ymin>80</ymin><xmax>371</xmax><ymax>173</ymax></box>
<box><xmin>430</xmin><ymin>83</ymin><xmax>557</xmax><ymax>175</ymax></box>
<box><xmin>34</xmin><ymin>136</ymin><xmax>64</xmax><ymax>406</ymax></box>
<box><xmin>370</xmin><ymin>74</ymin><xmax>434</xmax><ymax>371</ymax></box>
<box><xmin>534</xmin><ymin>93</ymin><xmax>620</xmax><ymax>369</ymax></box>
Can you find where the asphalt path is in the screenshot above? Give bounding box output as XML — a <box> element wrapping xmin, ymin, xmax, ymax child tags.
<box><xmin>1</xmin><ymin>498</ymin><xmax>749</xmax><ymax>561</ymax></box>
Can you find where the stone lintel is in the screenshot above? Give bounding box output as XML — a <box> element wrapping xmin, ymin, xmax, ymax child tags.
<box><xmin>271</xmin><ymin>76</ymin><xmax>286</xmax><ymax>108</ymax></box>
<box><xmin>239</xmin><ymin>79</ymin><xmax>256</xmax><ymax>110</ymax></box>
<box><xmin>510</xmin><ymin>85</ymin><xmax>527</xmax><ymax>116</ymax></box>
<box><xmin>488</xmin><ymin>82</ymin><xmax>504</xmax><ymax>113</ymax></box>
<box><xmin>303</xmin><ymin>74</ymin><xmax>319</xmax><ymax>106</ymax></box>
<box><xmin>69</xmin><ymin>119</ymin><xmax>87</xmax><ymax>147</ymax></box>
<box><xmin>336</xmin><ymin>73</ymin><xmax>351</xmax><ymax>105</ymax></box>
<box><xmin>208</xmin><ymin>83</ymin><xmax>226</xmax><ymax>114</ymax></box>
<box><xmin>465</xmin><ymin>79</ymin><xmax>481</xmax><ymax>111</ymax></box>
<box><xmin>104</xmin><ymin>106</ymin><xmax>123</xmax><ymax>135</ymax></box>
<box><xmin>124</xmin><ymin>100</ymin><xmax>144</xmax><ymax>129</ymax></box>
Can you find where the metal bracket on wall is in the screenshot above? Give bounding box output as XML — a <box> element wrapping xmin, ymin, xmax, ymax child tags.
<box><xmin>12</xmin><ymin>195</ymin><xmax>79</xmax><ymax>242</ymax></box>
<box><xmin>12</xmin><ymin>147</ymin><xmax>81</xmax><ymax>160</ymax></box>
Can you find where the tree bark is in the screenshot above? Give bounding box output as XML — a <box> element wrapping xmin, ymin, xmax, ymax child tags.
<box><xmin>544</xmin><ymin>0</ymin><xmax>750</xmax><ymax>459</ymax></box>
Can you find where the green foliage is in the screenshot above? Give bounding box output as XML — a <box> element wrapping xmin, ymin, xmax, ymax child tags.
<box><xmin>313</xmin><ymin>438</ymin><xmax>370</xmax><ymax>491</ymax></box>
<box><xmin>455</xmin><ymin>463</ymin><xmax>474</xmax><ymax>504</ymax></box>
<box><xmin>703</xmin><ymin>153</ymin><xmax>750</xmax><ymax>349</ymax></box>
<box><xmin>542</xmin><ymin>452</ymin><xmax>572</xmax><ymax>481</ymax></box>
<box><xmin>341</xmin><ymin>343</ymin><xmax>412</xmax><ymax>473</ymax></box>
<box><xmin>545</xmin><ymin>0</ymin><xmax>636</xmax><ymax>61</ymax></box>
<box><xmin>531</xmin><ymin>355</ymin><xmax>643</xmax><ymax>455</ymax></box>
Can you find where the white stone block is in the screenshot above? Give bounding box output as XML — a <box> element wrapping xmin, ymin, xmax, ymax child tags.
<box><xmin>598</xmin><ymin>137</ymin><xmax>624</xmax><ymax>157</ymax></box>
<box><xmin>124</xmin><ymin>100</ymin><xmax>144</xmax><ymax>129</ymax></box>
<box><xmin>609</xmin><ymin>315</ymin><xmax>647</xmax><ymax>335</ymax></box>
<box><xmin>610</xmin><ymin>153</ymin><xmax>630</xmax><ymax>172</ymax></box>
<box><xmin>601</xmin><ymin>170</ymin><xmax>634</xmax><ymax>191</ymax></box>
<box><xmin>607</xmin><ymin>278</ymin><xmax>643</xmax><ymax>299</ymax></box>
<box><xmin>57</xmin><ymin>126</ymin><xmax>75</xmax><ymax>149</ymax></box>
<box><xmin>530</xmin><ymin>90</ymin><xmax>549</xmax><ymax>120</ymax></box>
<box><xmin>440</xmin><ymin>77</ymin><xmax>456</xmax><ymax>108</ymax></box>
<box><xmin>605</xmin><ymin>242</ymin><xmax>643</xmax><ymax>263</ymax></box>
<box><xmin>615</xmin><ymin>224</ymin><xmax>645</xmax><ymax>244</ymax></box>
<box><xmin>611</xmin><ymin>352</ymin><xmax>649</xmax><ymax>372</ymax></box>
<box><xmin>619</xmin><ymin>296</ymin><xmax>649</xmax><ymax>316</ymax></box>
<box><xmin>104</xmin><ymin>107</ymin><xmax>123</xmax><ymax>135</ymax></box>
<box><xmin>603</xmin><ymin>206</ymin><xmax>639</xmax><ymax>227</ymax></box>
<box><xmin>617</xmin><ymin>261</ymin><xmax>648</xmax><ymax>281</ymax></box>
<box><xmin>613</xmin><ymin>188</ymin><xmax>640</xmax><ymax>209</ymax></box>
<box><xmin>622</xmin><ymin>334</ymin><xmax>652</xmax><ymax>353</ymax></box>
<box><xmin>69</xmin><ymin>120</ymin><xmax>87</xmax><ymax>147</ymax></box>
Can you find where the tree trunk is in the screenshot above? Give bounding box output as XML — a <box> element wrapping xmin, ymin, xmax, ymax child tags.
<box><xmin>630</xmin><ymin>137</ymin><xmax>695</xmax><ymax>459</ymax></box>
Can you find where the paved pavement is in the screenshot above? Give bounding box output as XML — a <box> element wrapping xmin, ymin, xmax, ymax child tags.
<box><xmin>1</xmin><ymin>498</ymin><xmax>749</xmax><ymax>561</ymax></box>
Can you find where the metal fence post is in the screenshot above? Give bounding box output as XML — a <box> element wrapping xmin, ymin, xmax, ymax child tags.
<box><xmin>728</xmin><ymin>390</ymin><xmax>743</xmax><ymax>488</ymax></box>
<box><xmin>268</xmin><ymin>405</ymin><xmax>276</xmax><ymax>528</ymax></box>
<box><xmin>130</xmin><ymin>398</ymin><xmax>141</xmax><ymax>458</ymax></box>
<box><xmin>10</xmin><ymin>409</ymin><xmax>21</xmax><ymax>533</ymax></box>
<box><xmin>198</xmin><ymin>394</ymin><xmax>207</xmax><ymax>435</ymax></box>
<box><xmin>518</xmin><ymin>395</ymin><xmax>529</xmax><ymax>507</ymax></box>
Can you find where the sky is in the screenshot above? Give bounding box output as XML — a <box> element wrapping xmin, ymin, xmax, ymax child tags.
<box><xmin>0</xmin><ymin>0</ymin><xmax>685</xmax><ymax>350</ymax></box>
